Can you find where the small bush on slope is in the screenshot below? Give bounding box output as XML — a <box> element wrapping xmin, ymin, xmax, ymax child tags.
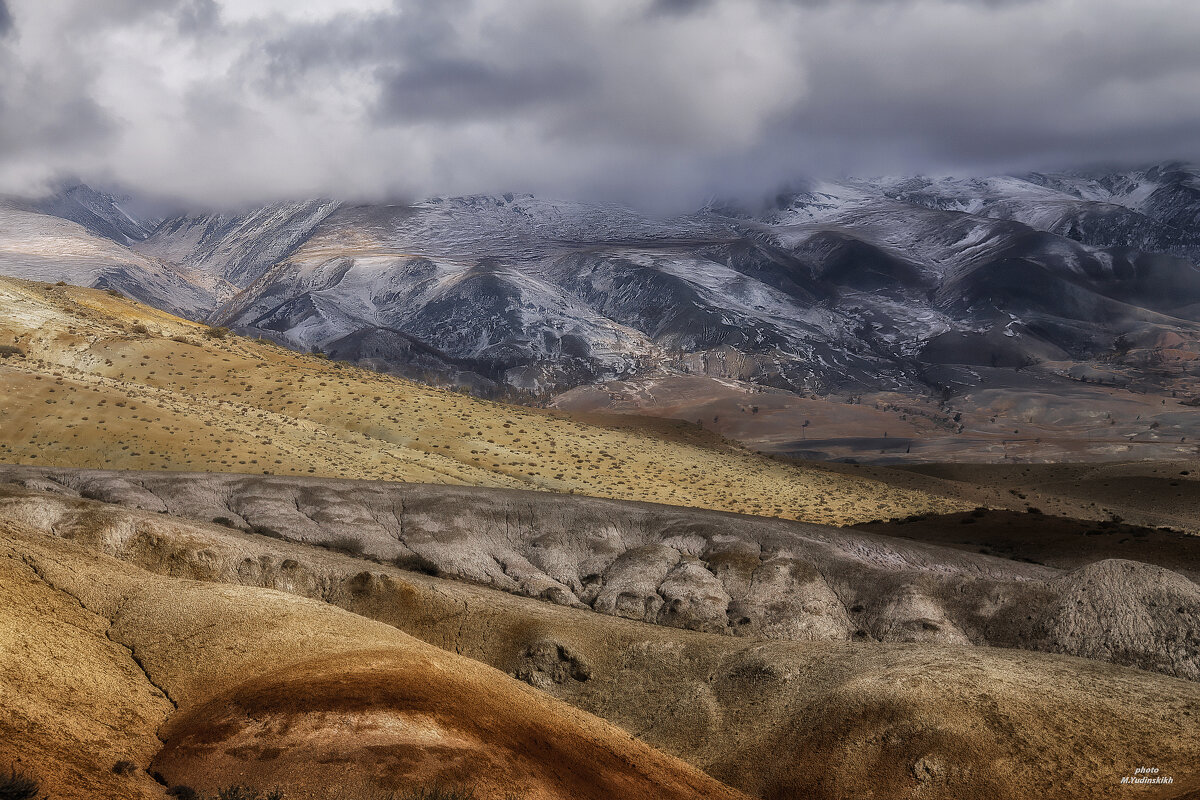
<box><xmin>323</xmin><ymin>535</ymin><xmax>365</xmax><ymax>556</ymax></box>
<box><xmin>210</xmin><ymin>786</ymin><xmax>480</xmax><ymax>800</ymax></box>
<box><xmin>0</xmin><ymin>768</ymin><xmax>40</xmax><ymax>800</ymax></box>
<box><xmin>214</xmin><ymin>787</ymin><xmax>284</xmax><ymax>800</ymax></box>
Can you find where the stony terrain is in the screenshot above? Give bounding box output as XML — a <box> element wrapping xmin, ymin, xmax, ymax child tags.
<box><xmin>3</xmin><ymin>469</ymin><xmax>1198</xmax><ymax>682</ymax></box>
<box><xmin>2</xmin><ymin>484</ymin><xmax>1198</xmax><ymax>799</ymax></box>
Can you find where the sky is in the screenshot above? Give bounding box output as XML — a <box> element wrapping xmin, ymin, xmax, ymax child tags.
<box><xmin>1</xmin><ymin>0</ymin><xmax>1199</xmax><ymax>210</ymax></box>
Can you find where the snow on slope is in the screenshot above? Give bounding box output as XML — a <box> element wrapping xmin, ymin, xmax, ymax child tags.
<box><xmin>135</xmin><ymin>199</ymin><xmax>340</xmax><ymax>299</ymax></box>
<box><xmin>17</xmin><ymin>167</ymin><xmax>1200</xmax><ymax>399</ymax></box>
<box><xmin>214</xmin><ymin>204</ymin><xmax>665</xmax><ymax>389</ymax></box>
<box><xmin>34</xmin><ymin>184</ymin><xmax>160</xmax><ymax>245</ymax></box>
<box><xmin>0</xmin><ymin>201</ymin><xmax>213</xmax><ymax>315</ymax></box>
<box><xmin>374</xmin><ymin>194</ymin><xmax>732</xmax><ymax>260</ymax></box>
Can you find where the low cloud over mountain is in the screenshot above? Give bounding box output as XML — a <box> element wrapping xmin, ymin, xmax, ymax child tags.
<box><xmin>2</xmin><ymin>0</ymin><xmax>1200</xmax><ymax>208</ymax></box>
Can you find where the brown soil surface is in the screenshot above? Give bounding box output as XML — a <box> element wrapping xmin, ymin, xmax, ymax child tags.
<box><xmin>551</xmin><ymin>372</ymin><xmax>1200</xmax><ymax>464</ymax></box>
<box><xmin>0</xmin><ymin>516</ymin><xmax>747</xmax><ymax>800</ymax></box>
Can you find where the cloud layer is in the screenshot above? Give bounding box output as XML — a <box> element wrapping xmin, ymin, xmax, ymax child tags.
<box><xmin>2</xmin><ymin>0</ymin><xmax>1199</xmax><ymax>209</ymax></box>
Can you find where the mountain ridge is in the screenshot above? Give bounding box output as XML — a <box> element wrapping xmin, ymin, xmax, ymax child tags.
<box><xmin>6</xmin><ymin>163</ymin><xmax>1200</xmax><ymax>461</ymax></box>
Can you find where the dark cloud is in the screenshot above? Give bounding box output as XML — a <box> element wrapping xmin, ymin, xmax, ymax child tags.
<box><xmin>376</xmin><ymin>58</ymin><xmax>593</xmax><ymax>123</ymax></box>
<box><xmin>176</xmin><ymin>0</ymin><xmax>219</xmax><ymax>34</ymax></box>
<box><xmin>0</xmin><ymin>0</ymin><xmax>1197</xmax><ymax>209</ymax></box>
<box><xmin>649</xmin><ymin>0</ymin><xmax>712</xmax><ymax>15</ymax></box>
<box><xmin>0</xmin><ymin>1</ymin><xmax>12</xmax><ymax>36</ymax></box>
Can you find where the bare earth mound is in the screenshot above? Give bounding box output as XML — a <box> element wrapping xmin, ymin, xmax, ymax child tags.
<box><xmin>156</xmin><ymin>651</ymin><xmax>732</xmax><ymax>800</ymax></box>
<box><xmin>2</xmin><ymin>484</ymin><xmax>1198</xmax><ymax>799</ymax></box>
<box><xmin>0</xmin><ymin>517</ymin><xmax>747</xmax><ymax>800</ymax></box>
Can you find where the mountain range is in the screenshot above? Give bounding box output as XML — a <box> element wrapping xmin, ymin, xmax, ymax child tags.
<box><xmin>4</xmin><ymin>162</ymin><xmax>1200</xmax><ymax>460</ymax></box>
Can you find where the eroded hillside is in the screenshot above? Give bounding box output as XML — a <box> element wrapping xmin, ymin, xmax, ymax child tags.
<box><xmin>2</xmin><ymin>484</ymin><xmax>1198</xmax><ymax>799</ymax></box>
<box><xmin>0</xmin><ymin>506</ymin><xmax>745</xmax><ymax>800</ymax></box>
<box><xmin>3</xmin><ymin>469</ymin><xmax>1198</xmax><ymax>680</ymax></box>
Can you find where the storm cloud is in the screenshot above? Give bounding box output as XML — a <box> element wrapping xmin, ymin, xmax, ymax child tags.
<box><xmin>0</xmin><ymin>0</ymin><xmax>1198</xmax><ymax>209</ymax></box>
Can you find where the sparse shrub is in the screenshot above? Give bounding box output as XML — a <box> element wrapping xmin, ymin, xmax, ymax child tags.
<box><xmin>204</xmin><ymin>326</ymin><xmax>231</xmax><ymax>339</ymax></box>
<box><xmin>130</xmin><ymin>323</ymin><xmax>149</xmax><ymax>335</ymax></box>
<box><xmin>400</xmin><ymin>786</ymin><xmax>477</xmax><ymax>800</ymax></box>
<box><xmin>250</xmin><ymin>524</ymin><xmax>286</xmax><ymax>540</ymax></box>
<box><xmin>171</xmin><ymin>335</ymin><xmax>193</xmax><ymax>344</ymax></box>
<box><xmin>212</xmin><ymin>516</ymin><xmax>238</xmax><ymax>528</ymax></box>
<box><xmin>0</xmin><ymin>345</ymin><xmax>24</xmax><ymax>359</ymax></box>
<box><xmin>168</xmin><ymin>787</ymin><xmax>199</xmax><ymax>800</ymax></box>
<box><xmin>324</xmin><ymin>535</ymin><xmax>365</xmax><ymax>556</ymax></box>
<box><xmin>214</xmin><ymin>788</ymin><xmax>285</xmax><ymax>800</ymax></box>
<box><xmin>393</xmin><ymin>552</ymin><xmax>441</xmax><ymax>576</ymax></box>
<box><xmin>106</xmin><ymin>288</ymin><xmax>123</xmax><ymax>298</ymax></box>
<box><xmin>1025</xmin><ymin>507</ymin><xmax>1043</xmax><ymax>515</ymax></box>
<box><xmin>0</xmin><ymin>767</ymin><xmax>40</xmax><ymax>800</ymax></box>
<box><xmin>112</xmin><ymin>759</ymin><xmax>138</xmax><ymax>775</ymax></box>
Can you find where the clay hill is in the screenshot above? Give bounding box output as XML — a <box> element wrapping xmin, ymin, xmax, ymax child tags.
<box><xmin>2</xmin><ymin>481</ymin><xmax>1198</xmax><ymax>799</ymax></box>
<box><xmin>3</xmin><ymin>466</ymin><xmax>1200</xmax><ymax>682</ymax></box>
<box><xmin>0</xmin><ymin>495</ymin><xmax>743</xmax><ymax>800</ymax></box>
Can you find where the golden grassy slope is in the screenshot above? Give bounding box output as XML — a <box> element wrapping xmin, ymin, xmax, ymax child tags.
<box><xmin>0</xmin><ymin>277</ymin><xmax>964</xmax><ymax>524</ymax></box>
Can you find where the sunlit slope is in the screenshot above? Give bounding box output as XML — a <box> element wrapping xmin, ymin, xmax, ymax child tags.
<box><xmin>0</xmin><ymin>277</ymin><xmax>963</xmax><ymax>524</ymax></box>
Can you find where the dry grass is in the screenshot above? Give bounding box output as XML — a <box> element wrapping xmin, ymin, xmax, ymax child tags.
<box><xmin>0</xmin><ymin>278</ymin><xmax>965</xmax><ymax>525</ymax></box>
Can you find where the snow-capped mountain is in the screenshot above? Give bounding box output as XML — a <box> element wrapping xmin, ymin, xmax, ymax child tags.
<box><xmin>134</xmin><ymin>199</ymin><xmax>340</xmax><ymax>300</ymax></box>
<box><xmin>201</xmin><ymin>168</ymin><xmax>1200</xmax><ymax>396</ymax></box>
<box><xmin>10</xmin><ymin>163</ymin><xmax>1200</xmax><ymax>402</ymax></box>
<box><xmin>34</xmin><ymin>184</ymin><xmax>160</xmax><ymax>245</ymax></box>
<box><xmin>0</xmin><ymin>200</ymin><xmax>212</xmax><ymax>316</ymax></box>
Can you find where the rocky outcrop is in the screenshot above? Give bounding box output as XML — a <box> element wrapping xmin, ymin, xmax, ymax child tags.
<box><xmin>3</xmin><ymin>470</ymin><xmax>1199</xmax><ymax>683</ymax></box>
<box><xmin>1036</xmin><ymin>559</ymin><xmax>1200</xmax><ymax>680</ymax></box>
<box><xmin>0</xmin><ymin>467</ymin><xmax>1050</xmax><ymax>644</ymax></box>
